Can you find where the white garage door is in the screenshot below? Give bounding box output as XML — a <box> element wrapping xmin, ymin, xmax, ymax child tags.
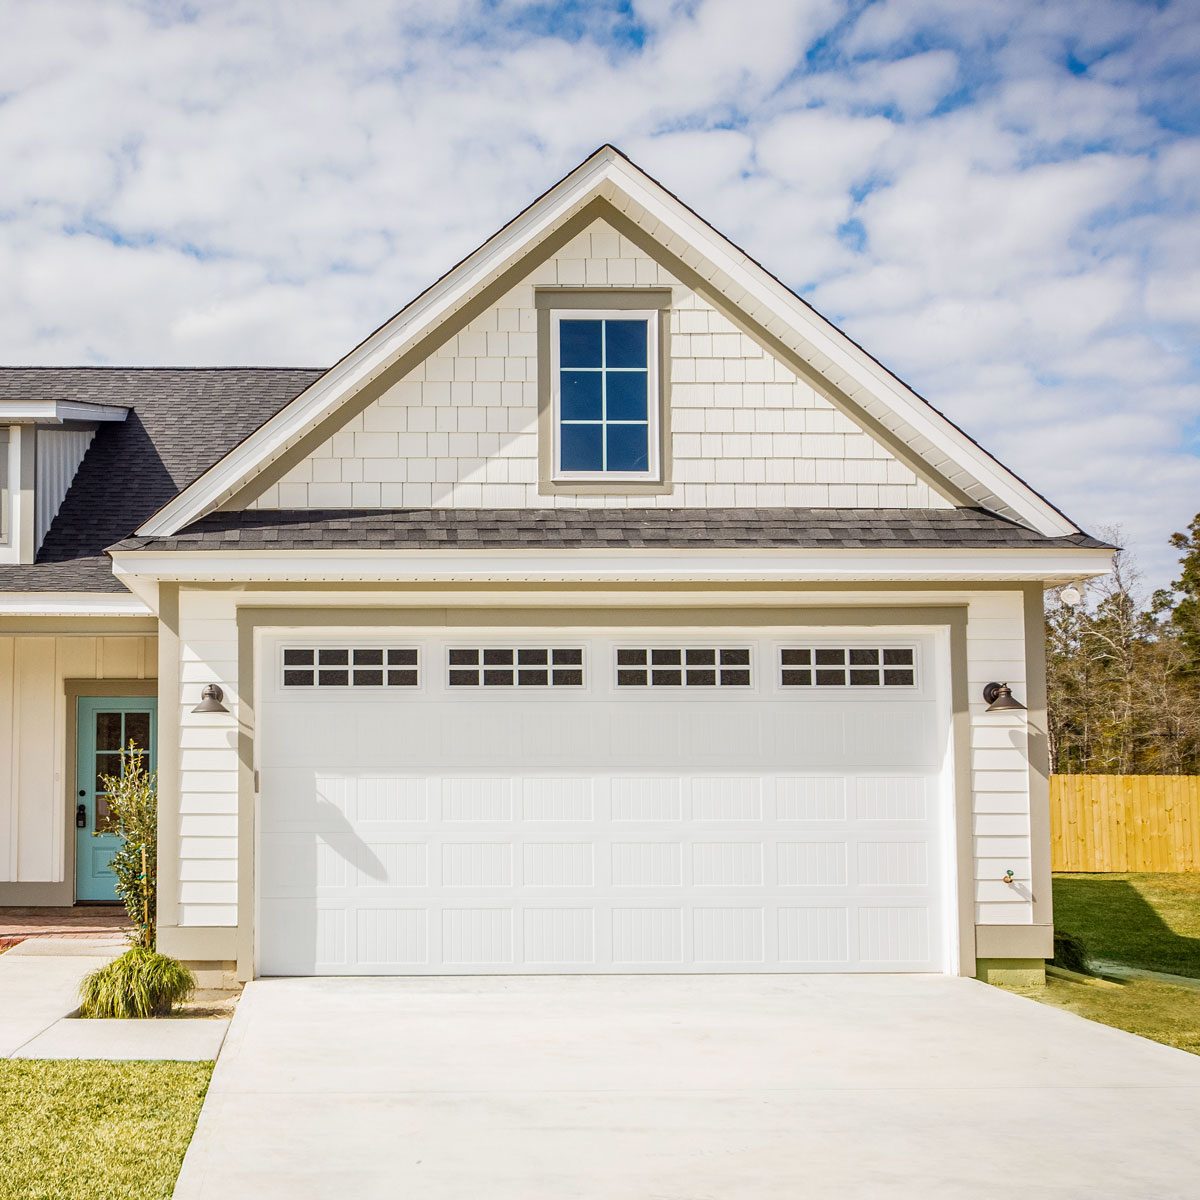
<box><xmin>257</xmin><ymin>631</ymin><xmax>953</xmax><ymax>975</ymax></box>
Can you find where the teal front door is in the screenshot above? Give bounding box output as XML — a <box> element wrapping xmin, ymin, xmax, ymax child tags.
<box><xmin>75</xmin><ymin>697</ymin><xmax>157</xmax><ymax>902</ymax></box>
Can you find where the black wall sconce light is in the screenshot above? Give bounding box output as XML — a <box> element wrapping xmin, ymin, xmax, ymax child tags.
<box><xmin>983</xmin><ymin>682</ymin><xmax>1026</xmax><ymax>712</ymax></box>
<box><xmin>192</xmin><ymin>683</ymin><xmax>229</xmax><ymax>714</ymax></box>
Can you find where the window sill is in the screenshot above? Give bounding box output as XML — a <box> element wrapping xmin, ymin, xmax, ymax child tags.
<box><xmin>540</xmin><ymin>478</ymin><xmax>671</xmax><ymax>497</ymax></box>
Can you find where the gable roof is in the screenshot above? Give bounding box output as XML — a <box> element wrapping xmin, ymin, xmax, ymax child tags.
<box><xmin>0</xmin><ymin>367</ymin><xmax>321</xmax><ymax>591</ymax></box>
<box><xmin>135</xmin><ymin>145</ymin><xmax>1082</xmax><ymax>540</ymax></box>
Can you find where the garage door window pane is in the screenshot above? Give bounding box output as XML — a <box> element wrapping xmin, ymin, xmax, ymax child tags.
<box><xmin>781</xmin><ymin>647</ymin><xmax>918</xmax><ymax>688</ymax></box>
<box><xmin>283</xmin><ymin>647</ymin><xmax>420</xmax><ymax>688</ymax></box>
<box><xmin>449</xmin><ymin>648</ymin><xmax>585</xmax><ymax>687</ymax></box>
<box><xmin>617</xmin><ymin>648</ymin><xmax>752</xmax><ymax>687</ymax></box>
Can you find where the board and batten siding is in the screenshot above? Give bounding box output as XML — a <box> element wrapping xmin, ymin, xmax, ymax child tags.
<box><xmin>248</xmin><ymin>219</ymin><xmax>952</xmax><ymax>513</ymax></box>
<box><xmin>35</xmin><ymin>429</ymin><xmax>95</xmax><ymax>551</ymax></box>
<box><xmin>169</xmin><ymin>587</ymin><xmax>1036</xmax><ymax>934</ymax></box>
<box><xmin>0</xmin><ymin>634</ymin><xmax>156</xmax><ymax>884</ymax></box>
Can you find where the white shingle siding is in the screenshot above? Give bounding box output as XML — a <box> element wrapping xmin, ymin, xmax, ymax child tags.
<box><xmin>249</xmin><ymin>220</ymin><xmax>951</xmax><ymax>512</ymax></box>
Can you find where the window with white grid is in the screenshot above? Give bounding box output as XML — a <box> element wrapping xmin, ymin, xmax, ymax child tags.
<box><xmin>779</xmin><ymin>647</ymin><xmax>916</xmax><ymax>688</ymax></box>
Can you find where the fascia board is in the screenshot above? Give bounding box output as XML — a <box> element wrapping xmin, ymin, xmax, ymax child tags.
<box><xmin>0</xmin><ymin>400</ymin><xmax>129</xmax><ymax>425</ymax></box>
<box><xmin>110</xmin><ymin>546</ymin><xmax>1114</xmax><ymax>585</ymax></box>
<box><xmin>136</xmin><ymin>145</ymin><xmax>1079</xmax><ymax>540</ymax></box>
<box><xmin>136</xmin><ymin>154</ymin><xmax>620</xmax><ymax>539</ymax></box>
<box><xmin>0</xmin><ymin>592</ymin><xmax>151</xmax><ymax>615</ymax></box>
<box><xmin>604</xmin><ymin>157</ymin><xmax>1078</xmax><ymax>537</ymax></box>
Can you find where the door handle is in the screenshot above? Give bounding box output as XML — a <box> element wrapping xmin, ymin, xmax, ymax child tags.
<box><xmin>76</xmin><ymin>804</ymin><xmax>87</xmax><ymax>830</ymax></box>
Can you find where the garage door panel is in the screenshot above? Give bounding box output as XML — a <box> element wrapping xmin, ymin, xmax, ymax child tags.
<box><xmin>521</xmin><ymin>778</ymin><xmax>595</xmax><ymax>822</ymax></box>
<box><xmin>258</xmin><ymin>632</ymin><xmax>950</xmax><ymax>976</ymax></box>
<box><xmin>690</xmin><ymin>777</ymin><xmax>763</xmax><ymax>822</ymax></box>
<box><xmin>357</xmin><ymin>777</ymin><xmax>429</xmax><ymax>823</ymax></box>
<box><xmin>775</xmin><ymin>777</ymin><xmax>848</xmax><ymax>822</ymax></box>
<box><xmin>610</xmin><ymin>777</ymin><xmax>682</xmax><ymax>822</ymax></box>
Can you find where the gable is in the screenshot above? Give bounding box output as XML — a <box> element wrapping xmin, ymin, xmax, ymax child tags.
<box><xmin>139</xmin><ymin>146</ymin><xmax>1081</xmax><ymax>538</ymax></box>
<box><xmin>243</xmin><ymin>219</ymin><xmax>951</xmax><ymax>513</ymax></box>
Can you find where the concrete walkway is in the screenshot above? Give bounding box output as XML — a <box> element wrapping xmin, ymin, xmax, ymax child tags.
<box><xmin>1094</xmin><ymin>959</ymin><xmax>1200</xmax><ymax>991</ymax></box>
<box><xmin>0</xmin><ymin>938</ymin><xmax>122</xmax><ymax>1056</ymax></box>
<box><xmin>173</xmin><ymin>974</ymin><xmax>1200</xmax><ymax>1200</ymax></box>
<box><xmin>1</xmin><ymin>938</ymin><xmax>228</xmax><ymax>1060</ymax></box>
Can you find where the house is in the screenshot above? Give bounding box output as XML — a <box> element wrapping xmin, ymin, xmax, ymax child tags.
<box><xmin>0</xmin><ymin>146</ymin><xmax>1112</xmax><ymax>985</ymax></box>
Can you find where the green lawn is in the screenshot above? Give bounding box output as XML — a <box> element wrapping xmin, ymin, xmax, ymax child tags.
<box><xmin>1053</xmin><ymin>872</ymin><xmax>1200</xmax><ymax>979</ymax></box>
<box><xmin>1027</xmin><ymin>975</ymin><xmax>1200</xmax><ymax>1057</ymax></box>
<box><xmin>995</xmin><ymin>872</ymin><xmax>1200</xmax><ymax>1056</ymax></box>
<box><xmin>0</xmin><ymin>1061</ymin><xmax>211</xmax><ymax>1200</ymax></box>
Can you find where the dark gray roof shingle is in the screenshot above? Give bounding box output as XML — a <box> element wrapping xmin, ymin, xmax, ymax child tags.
<box><xmin>112</xmin><ymin>507</ymin><xmax>1111</xmax><ymax>553</ymax></box>
<box><xmin>0</xmin><ymin>367</ymin><xmax>322</xmax><ymax>591</ymax></box>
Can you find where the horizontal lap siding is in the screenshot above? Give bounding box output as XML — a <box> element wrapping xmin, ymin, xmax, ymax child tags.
<box><xmin>176</xmin><ymin>590</ymin><xmax>241</xmax><ymax>924</ymax></box>
<box><xmin>0</xmin><ymin>634</ymin><xmax>156</xmax><ymax>884</ymax></box>
<box><xmin>250</xmin><ymin>220</ymin><xmax>950</xmax><ymax>513</ymax></box>
<box><xmin>966</xmin><ymin>592</ymin><xmax>1032</xmax><ymax>924</ymax></box>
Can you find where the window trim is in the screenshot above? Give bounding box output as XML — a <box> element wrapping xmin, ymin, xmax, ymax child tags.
<box><xmin>549</xmin><ymin>308</ymin><xmax>660</xmax><ymax>483</ymax></box>
<box><xmin>776</xmin><ymin>644</ymin><xmax>920</xmax><ymax>690</ymax></box>
<box><xmin>535</xmin><ymin>288</ymin><xmax>672</xmax><ymax>496</ymax></box>
<box><xmin>278</xmin><ymin>643</ymin><xmax>422</xmax><ymax>690</ymax></box>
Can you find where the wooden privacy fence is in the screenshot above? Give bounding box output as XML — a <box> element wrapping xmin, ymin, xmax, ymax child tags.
<box><xmin>1051</xmin><ymin>775</ymin><xmax>1200</xmax><ymax>873</ymax></box>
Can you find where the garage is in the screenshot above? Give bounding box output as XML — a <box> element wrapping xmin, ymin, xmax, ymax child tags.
<box><xmin>256</xmin><ymin>630</ymin><xmax>954</xmax><ymax>976</ymax></box>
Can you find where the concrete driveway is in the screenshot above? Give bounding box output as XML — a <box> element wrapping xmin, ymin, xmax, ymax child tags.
<box><xmin>173</xmin><ymin>974</ymin><xmax>1200</xmax><ymax>1199</ymax></box>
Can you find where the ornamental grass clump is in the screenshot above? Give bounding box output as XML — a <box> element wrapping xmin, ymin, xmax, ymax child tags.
<box><xmin>79</xmin><ymin>945</ymin><xmax>195</xmax><ymax>1018</ymax></box>
<box><xmin>78</xmin><ymin>742</ymin><xmax>195</xmax><ymax>1018</ymax></box>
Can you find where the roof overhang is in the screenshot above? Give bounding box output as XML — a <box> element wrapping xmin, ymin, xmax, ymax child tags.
<box><xmin>135</xmin><ymin>146</ymin><xmax>1084</xmax><ymax>541</ymax></box>
<box><xmin>0</xmin><ymin>591</ymin><xmax>151</xmax><ymax>616</ymax></box>
<box><xmin>0</xmin><ymin>399</ymin><xmax>130</xmax><ymax>425</ymax></box>
<box><xmin>110</xmin><ymin>545</ymin><xmax>1114</xmax><ymax>589</ymax></box>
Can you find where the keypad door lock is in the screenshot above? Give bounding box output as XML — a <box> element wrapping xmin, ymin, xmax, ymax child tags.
<box><xmin>76</xmin><ymin>804</ymin><xmax>87</xmax><ymax>830</ymax></box>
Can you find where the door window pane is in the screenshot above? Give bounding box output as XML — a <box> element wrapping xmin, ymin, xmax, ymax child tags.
<box><xmin>95</xmin><ymin>711</ymin><xmax>122</xmax><ymax>751</ymax></box>
<box><xmin>95</xmin><ymin>796</ymin><xmax>116</xmax><ymax>833</ymax></box>
<box><xmin>95</xmin><ymin>753</ymin><xmax>123</xmax><ymax>792</ymax></box>
<box><xmin>124</xmin><ymin>712</ymin><xmax>151</xmax><ymax>754</ymax></box>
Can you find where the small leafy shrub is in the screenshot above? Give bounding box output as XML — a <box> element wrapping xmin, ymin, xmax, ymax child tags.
<box><xmin>1053</xmin><ymin>929</ymin><xmax>1093</xmax><ymax>975</ymax></box>
<box><xmin>79</xmin><ymin>946</ymin><xmax>195</xmax><ymax>1019</ymax></box>
<box><xmin>100</xmin><ymin>743</ymin><xmax>158</xmax><ymax>949</ymax></box>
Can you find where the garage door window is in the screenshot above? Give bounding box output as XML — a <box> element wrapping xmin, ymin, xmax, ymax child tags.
<box><xmin>282</xmin><ymin>647</ymin><xmax>419</xmax><ymax>688</ymax></box>
<box><xmin>780</xmin><ymin>647</ymin><xmax>916</xmax><ymax>688</ymax></box>
<box><xmin>616</xmin><ymin>647</ymin><xmax>751</xmax><ymax>687</ymax></box>
<box><xmin>447</xmin><ymin>647</ymin><xmax>585</xmax><ymax>687</ymax></box>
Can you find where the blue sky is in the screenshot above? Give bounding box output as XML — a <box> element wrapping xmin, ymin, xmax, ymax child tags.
<box><xmin>1</xmin><ymin>0</ymin><xmax>1197</xmax><ymax>588</ymax></box>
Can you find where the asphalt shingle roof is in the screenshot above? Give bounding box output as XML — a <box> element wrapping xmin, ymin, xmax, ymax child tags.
<box><xmin>0</xmin><ymin>367</ymin><xmax>322</xmax><ymax>591</ymax></box>
<box><xmin>0</xmin><ymin>367</ymin><xmax>1108</xmax><ymax>593</ymax></box>
<box><xmin>112</xmin><ymin>506</ymin><xmax>1111</xmax><ymax>553</ymax></box>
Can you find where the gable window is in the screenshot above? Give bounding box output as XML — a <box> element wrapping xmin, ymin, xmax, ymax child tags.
<box><xmin>551</xmin><ymin>310</ymin><xmax>659</xmax><ymax>480</ymax></box>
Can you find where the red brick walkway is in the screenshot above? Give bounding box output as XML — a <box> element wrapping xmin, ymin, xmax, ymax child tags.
<box><xmin>0</xmin><ymin>905</ymin><xmax>129</xmax><ymax>939</ymax></box>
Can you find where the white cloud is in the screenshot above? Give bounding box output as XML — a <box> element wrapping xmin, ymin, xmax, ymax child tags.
<box><xmin>0</xmin><ymin>0</ymin><xmax>1196</xmax><ymax>587</ymax></box>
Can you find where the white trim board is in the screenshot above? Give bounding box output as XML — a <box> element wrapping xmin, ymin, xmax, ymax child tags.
<box><xmin>0</xmin><ymin>592</ymin><xmax>151</xmax><ymax>616</ymax></box>
<box><xmin>110</xmin><ymin>546</ymin><xmax>1114</xmax><ymax>586</ymax></box>
<box><xmin>136</xmin><ymin>146</ymin><xmax>1082</xmax><ymax>540</ymax></box>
